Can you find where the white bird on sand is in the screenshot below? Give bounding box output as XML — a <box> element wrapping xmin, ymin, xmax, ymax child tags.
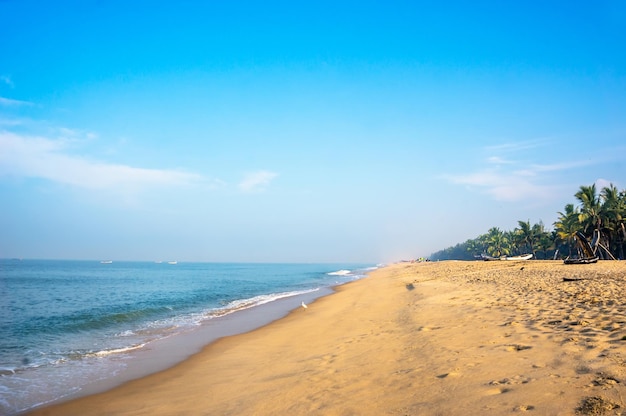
<box><xmin>301</xmin><ymin>301</ymin><xmax>308</xmax><ymax>310</ymax></box>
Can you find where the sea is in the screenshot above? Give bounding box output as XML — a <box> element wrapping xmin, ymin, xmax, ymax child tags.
<box><xmin>0</xmin><ymin>259</ymin><xmax>377</xmax><ymax>415</ymax></box>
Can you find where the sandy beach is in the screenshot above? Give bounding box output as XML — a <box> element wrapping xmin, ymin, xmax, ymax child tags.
<box><xmin>27</xmin><ymin>260</ymin><xmax>626</xmax><ymax>415</ymax></box>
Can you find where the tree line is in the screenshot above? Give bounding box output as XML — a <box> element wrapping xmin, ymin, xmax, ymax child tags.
<box><xmin>430</xmin><ymin>183</ymin><xmax>626</xmax><ymax>261</ymax></box>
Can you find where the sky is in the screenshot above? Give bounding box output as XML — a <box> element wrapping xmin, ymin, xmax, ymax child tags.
<box><xmin>1</xmin><ymin>1</ymin><xmax>625</xmax><ymax>263</ymax></box>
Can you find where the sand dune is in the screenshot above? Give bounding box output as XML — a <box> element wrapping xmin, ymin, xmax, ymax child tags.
<box><xmin>28</xmin><ymin>260</ymin><xmax>626</xmax><ymax>415</ymax></box>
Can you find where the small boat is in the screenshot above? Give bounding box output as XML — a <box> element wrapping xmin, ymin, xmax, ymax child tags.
<box><xmin>100</xmin><ymin>260</ymin><xmax>113</xmax><ymax>264</ymax></box>
<box><xmin>564</xmin><ymin>256</ymin><xmax>599</xmax><ymax>265</ymax></box>
<box><xmin>564</xmin><ymin>232</ymin><xmax>600</xmax><ymax>265</ymax></box>
<box><xmin>502</xmin><ymin>254</ymin><xmax>533</xmax><ymax>261</ymax></box>
<box><xmin>478</xmin><ymin>253</ymin><xmax>533</xmax><ymax>261</ymax></box>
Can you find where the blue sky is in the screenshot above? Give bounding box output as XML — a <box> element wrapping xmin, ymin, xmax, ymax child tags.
<box><xmin>1</xmin><ymin>1</ymin><xmax>625</xmax><ymax>262</ymax></box>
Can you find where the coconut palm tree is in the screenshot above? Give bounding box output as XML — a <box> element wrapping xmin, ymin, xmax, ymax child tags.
<box><xmin>465</xmin><ymin>238</ymin><xmax>482</xmax><ymax>258</ymax></box>
<box><xmin>575</xmin><ymin>184</ymin><xmax>603</xmax><ymax>235</ymax></box>
<box><xmin>600</xmin><ymin>184</ymin><xmax>626</xmax><ymax>259</ymax></box>
<box><xmin>532</xmin><ymin>221</ymin><xmax>551</xmax><ymax>259</ymax></box>
<box><xmin>428</xmin><ymin>183</ymin><xmax>626</xmax><ymax>261</ymax></box>
<box><xmin>554</xmin><ymin>203</ymin><xmax>580</xmax><ymax>258</ymax></box>
<box><xmin>516</xmin><ymin>220</ymin><xmax>536</xmax><ymax>258</ymax></box>
<box><xmin>485</xmin><ymin>227</ymin><xmax>510</xmax><ymax>258</ymax></box>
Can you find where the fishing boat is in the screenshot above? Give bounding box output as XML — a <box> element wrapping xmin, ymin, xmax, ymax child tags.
<box><xmin>563</xmin><ymin>231</ymin><xmax>600</xmax><ymax>264</ymax></box>
<box><xmin>502</xmin><ymin>254</ymin><xmax>533</xmax><ymax>261</ymax></box>
<box><xmin>478</xmin><ymin>253</ymin><xmax>533</xmax><ymax>261</ymax></box>
<box><xmin>564</xmin><ymin>256</ymin><xmax>599</xmax><ymax>264</ymax></box>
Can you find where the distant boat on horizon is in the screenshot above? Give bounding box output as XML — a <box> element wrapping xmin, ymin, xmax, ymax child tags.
<box><xmin>167</xmin><ymin>261</ymin><xmax>178</xmax><ymax>265</ymax></box>
<box><xmin>100</xmin><ymin>260</ymin><xmax>113</xmax><ymax>264</ymax></box>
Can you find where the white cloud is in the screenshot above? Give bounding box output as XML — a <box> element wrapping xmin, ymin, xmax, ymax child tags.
<box><xmin>444</xmin><ymin>155</ymin><xmax>591</xmax><ymax>202</ymax></box>
<box><xmin>238</xmin><ymin>170</ymin><xmax>278</xmax><ymax>193</ymax></box>
<box><xmin>0</xmin><ymin>118</ymin><xmax>25</xmax><ymax>127</ymax></box>
<box><xmin>484</xmin><ymin>139</ymin><xmax>549</xmax><ymax>153</ymax></box>
<box><xmin>0</xmin><ymin>131</ymin><xmax>208</xmax><ymax>191</ymax></box>
<box><xmin>444</xmin><ymin>169</ymin><xmax>557</xmax><ymax>202</ymax></box>
<box><xmin>0</xmin><ymin>96</ymin><xmax>33</xmax><ymax>107</ymax></box>
<box><xmin>55</xmin><ymin>127</ymin><xmax>98</xmax><ymax>141</ymax></box>
<box><xmin>443</xmin><ymin>139</ymin><xmax>608</xmax><ymax>203</ymax></box>
<box><xmin>487</xmin><ymin>156</ymin><xmax>513</xmax><ymax>165</ymax></box>
<box><xmin>0</xmin><ymin>75</ymin><xmax>13</xmax><ymax>87</ymax></box>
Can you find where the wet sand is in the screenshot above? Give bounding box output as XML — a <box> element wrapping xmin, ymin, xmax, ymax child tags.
<box><xmin>27</xmin><ymin>260</ymin><xmax>626</xmax><ymax>415</ymax></box>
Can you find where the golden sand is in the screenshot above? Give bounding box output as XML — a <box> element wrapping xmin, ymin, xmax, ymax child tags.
<box><xmin>28</xmin><ymin>261</ymin><xmax>626</xmax><ymax>415</ymax></box>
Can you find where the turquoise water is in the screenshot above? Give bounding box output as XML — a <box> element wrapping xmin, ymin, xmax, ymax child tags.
<box><xmin>0</xmin><ymin>260</ymin><xmax>375</xmax><ymax>415</ymax></box>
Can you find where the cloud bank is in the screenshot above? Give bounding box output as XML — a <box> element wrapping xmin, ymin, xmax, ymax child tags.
<box><xmin>443</xmin><ymin>140</ymin><xmax>598</xmax><ymax>203</ymax></box>
<box><xmin>0</xmin><ymin>131</ymin><xmax>206</xmax><ymax>191</ymax></box>
<box><xmin>0</xmin><ymin>96</ymin><xmax>33</xmax><ymax>107</ymax></box>
<box><xmin>238</xmin><ymin>170</ymin><xmax>278</xmax><ymax>193</ymax></box>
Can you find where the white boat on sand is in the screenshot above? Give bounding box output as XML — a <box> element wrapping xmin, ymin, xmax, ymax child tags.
<box><xmin>479</xmin><ymin>254</ymin><xmax>533</xmax><ymax>261</ymax></box>
<box><xmin>502</xmin><ymin>254</ymin><xmax>533</xmax><ymax>261</ymax></box>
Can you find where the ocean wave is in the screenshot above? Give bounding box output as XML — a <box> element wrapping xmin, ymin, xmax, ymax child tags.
<box><xmin>86</xmin><ymin>343</ymin><xmax>147</xmax><ymax>357</ymax></box>
<box><xmin>327</xmin><ymin>269</ymin><xmax>352</xmax><ymax>276</ymax></box>
<box><xmin>366</xmin><ymin>265</ymin><xmax>383</xmax><ymax>271</ymax></box>
<box><xmin>123</xmin><ymin>288</ymin><xmax>321</xmax><ymax>336</ymax></box>
<box><xmin>210</xmin><ymin>288</ymin><xmax>320</xmax><ymax>317</ymax></box>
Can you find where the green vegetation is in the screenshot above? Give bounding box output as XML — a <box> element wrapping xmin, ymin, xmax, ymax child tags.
<box><xmin>430</xmin><ymin>183</ymin><xmax>626</xmax><ymax>261</ymax></box>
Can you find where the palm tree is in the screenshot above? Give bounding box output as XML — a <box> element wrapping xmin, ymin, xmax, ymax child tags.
<box><xmin>465</xmin><ymin>238</ymin><xmax>482</xmax><ymax>258</ymax></box>
<box><xmin>535</xmin><ymin>229</ymin><xmax>555</xmax><ymax>259</ymax></box>
<box><xmin>600</xmin><ymin>184</ymin><xmax>626</xmax><ymax>259</ymax></box>
<box><xmin>516</xmin><ymin>220</ymin><xmax>536</xmax><ymax>258</ymax></box>
<box><xmin>510</xmin><ymin>226</ymin><xmax>524</xmax><ymax>256</ymax></box>
<box><xmin>485</xmin><ymin>227</ymin><xmax>510</xmax><ymax>258</ymax></box>
<box><xmin>554</xmin><ymin>203</ymin><xmax>580</xmax><ymax>258</ymax></box>
<box><xmin>532</xmin><ymin>221</ymin><xmax>550</xmax><ymax>259</ymax></box>
<box><xmin>575</xmin><ymin>184</ymin><xmax>603</xmax><ymax>235</ymax></box>
<box><xmin>428</xmin><ymin>183</ymin><xmax>626</xmax><ymax>261</ymax></box>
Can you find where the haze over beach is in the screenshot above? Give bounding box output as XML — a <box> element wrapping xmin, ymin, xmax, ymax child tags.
<box><xmin>2</xmin><ymin>4</ymin><xmax>626</xmax><ymax>415</ymax></box>
<box><xmin>1</xmin><ymin>1</ymin><xmax>625</xmax><ymax>262</ymax></box>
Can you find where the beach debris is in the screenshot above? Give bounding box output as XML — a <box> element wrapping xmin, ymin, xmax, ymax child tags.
<box><xmin>576</xmin><ymin>396</ymin><xmax>620</xmax><ymax>415</ymax></box>
<box><xmin>436</xmin><ymin>370</ymin><xmax>460</xmax><ymax>379</ymax></box>
<box><xmin>563</xmin><ymin>277</ymin><xmax>588</xmax><ymax>282</ymax></box>
<box><xmin>301</xmin><ymin>301</ymin><xmax>308</xmax><ymax>310</ymax></box>
<box><xmin>592</xmin><ymin>373</ymin><xmax>620</xmax><ymax>387</ymax></box>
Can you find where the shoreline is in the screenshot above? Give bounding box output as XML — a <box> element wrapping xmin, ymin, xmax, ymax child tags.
<box><xmin>18</xmin><ymin>285</ymin><xmax>337</xmax><ymax>414</ymax></box>
<box><xmin>26</xmin><ymin>261</ymin><xmax>626</xmax><ymax>415</ymax></box>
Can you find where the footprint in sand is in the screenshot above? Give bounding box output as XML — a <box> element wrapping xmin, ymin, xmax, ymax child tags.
<box><xmin>488</xmin><ymin>375</ymin><xmax>532</xmax><ymax>386</ymax></box>
<box><xmin>504</xmin><ymin>344</ymin><xmax>533</xmax><ymax>352</ymax></box>
<box><xmin>513</xmin><ymin>404</ymin><xmax>535</xmax><ymax>412</ymax></box>
<box><xmin>436</xmin><ymin>371</ymin><xmax>461</xmax><ymax>379</ymax></box>
<box><xmin>592</xmin><ymin>374</ymin><xmax>620</xmax><ymax>388</ymax></box>
<box><xmin>484</xmin><ymin>387</ymin><xmax>512</xmax><ymax>395</ymax></box>
<box><xmin>418</xmin><ymin>326</ymin><xmax>441</xmax><ymax>332</ymax></box>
